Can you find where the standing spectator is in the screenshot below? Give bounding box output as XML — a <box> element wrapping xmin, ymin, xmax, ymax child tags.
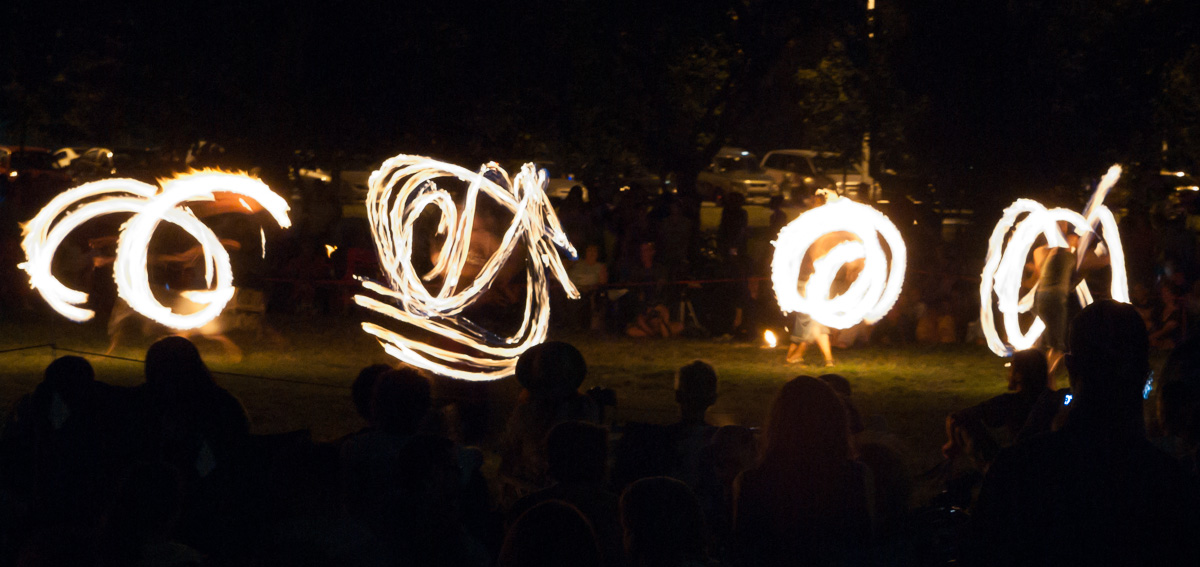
<box><xmin>717</xmin><ymin>193</ymin><xmax>751</xmax><ymax>334</ymax></box>
<box><xmin>970</xmin><ymin>300</ymin><xmax>1200</xmax><ymax>566</ymax></box>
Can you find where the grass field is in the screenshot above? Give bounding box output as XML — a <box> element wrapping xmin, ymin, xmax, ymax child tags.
<box><xmin>0</xmin><ymin>313</ymin><xmax>1013</xmax><ymax>475</ymax></box>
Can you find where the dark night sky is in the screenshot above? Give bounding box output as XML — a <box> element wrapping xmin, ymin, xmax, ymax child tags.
<box><xmin>4</xmin><ymin>0</ymin><xmax>1198</xmax><ymax>200</ymax></box>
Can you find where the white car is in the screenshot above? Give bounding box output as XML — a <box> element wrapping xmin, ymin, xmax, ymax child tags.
<box><xmin>696</xmin><ymin>147</ymin><xmax>779</xmax><ymax>202</ymax></box>
<box><xmin>761</xmin><ymin>149</ymin><xmax>880</xmax><ymax>202</ymax></box>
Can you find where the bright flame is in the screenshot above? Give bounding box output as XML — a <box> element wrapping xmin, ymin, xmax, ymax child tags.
<box><xmin>771</xmin><ymin>195</ymin><xmax>906</xmax><ymax>329</ymax></box>
<box><xmin>354</xmin><ymin>155</ymin><xmax>579</xmax><ymax>381</ymax></box>
<box><xmin>19</xmin><ymin>171</ymin><xmax>291</xmax><ymax>329</ymax></box>
<box><xmin>764</xmin><ymin>330</ymin><xmax>778</xmax><ymax>348</ymax></box>
<box><xmin>978</xmin><ymin>164</ymin><xmax>1129</xmax><ymax>356</ymax></box>
<box><xmin>325</xmin><ymin>244</ymin><xmax>337</xmax><ymax>258</ymax></box>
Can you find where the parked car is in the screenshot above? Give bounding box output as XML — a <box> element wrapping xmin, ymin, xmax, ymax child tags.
<box><xmin>761</xmin><ymin>149</ymin><xmax>880</xmax><ymax>202</ymax></box>
<box><xmin>696</xmin><ymin>147</ymin><xmax>779</xmax><ymax>202</ymax></box>
<box><xmin>68</xmin><ymin>147</ymin><xmax>171</xmax><ymax>184</ymax></box>
<box><xmin>0</xmin><ymin>146</ymin><xmax>73</xmax><ymax>213</ymax></box>
<box><xmin>52</xmin><ymin>147</ymin><xmax>87</xmax><ymax>169</ymax></box>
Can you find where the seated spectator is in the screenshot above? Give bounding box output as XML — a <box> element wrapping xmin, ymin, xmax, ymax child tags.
<box><xmin>2</xmin><ymin>356</ymin><xmax>144</xmax><ymax>535</ymax></box>
<box><xmin>613</xmin><ymin>361</ymin><xmax>718</xmax><ymax>490</ymax></box>
<box><xmin>141</xmin><ymin>336</ymin><xmax>249</xmax><ymax>483</ymax></box>
<box><xmin>351</xmin><ymin>364</ymin><xmax>392</xmax><ymax>428</ymax></box>
<box><xmin>499</xmin><ymin>342</ymin><xmax>599</xmax><ymax>501</ymax></box>
<box><xmin>340</xmin><ymin>368</ymin><xmax>432</xmax><ymax>522</ymax></box>
<box><xmin>969</xmin><ymin>300</ymin><xmax>1200</xmax><ymax>566</ymax></box>
<box><xmin>620</xmin><ymin>477</ymin><xmax>715</xmax><ymax>567</ymax></box>
<box><xmin>626</xmin><ymin>304</ymin><xmax>685</xmax><ymax>338</ymax></box>
<box><xmin>694</xmin><ymin>426</ymin><xmax>757</xmax><ymax>564</ymax></box>
<box><xmin>96</xmin><ymin>462</ymin><xmax>201</xmax><ymax>567</ymax></box>
<box><xmin>509</xmin><ymin>421</ymin><xmax>624</xmax><ymax>567</ymax></box>
<box><xmin>732</xmin><ymin>376</ymin><xmax>872</xmax><ymax>567</ymax></box>
<box><xmin>499</xmin><ymin>500</ymin><xmax>601</xmax><ymax>567</ymax></box>
<box><xmin>1150</xmin><ymin>282</ymin><xmax>1184</xmax><ymax>350</ymax></box>
<box><xmin>942</xmin><ymin>349</ymin><xmax>1049</xmax><ymax>466</ymax></box>
<box><xmin>916</xmin><ymin>300</ymin><xmax>956</xmax><ymax>344</ymax></box>
<box><xmin>669</xmin><ymin>361</ymin><xmax>720</xmax><ymax>486</ymax></box>
<box><xmin>855</xmin><ymin>441</ymin><xmax>912</xmax><ymax>539</ymax></box>
<box><xmin>376</xmin><ymin>434</ymin><xmax>490</xmax><ymax>567</ymax></box>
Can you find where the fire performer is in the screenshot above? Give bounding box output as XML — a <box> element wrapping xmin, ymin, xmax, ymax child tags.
<box><xmin>1028</xmin><ymin>226</ymin><xmax>1110</xmax><ymax>373</ymax></box>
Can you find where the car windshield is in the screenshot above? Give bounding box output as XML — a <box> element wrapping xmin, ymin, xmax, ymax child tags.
<box><xmin>811</xmin><ymin>156</ymin><xmax>853</xmax><ymax>174</ymax></box>
<box><xmin>765</xmin><ymin>154</ymin><xmax>816</xmax><ymax>176</ymax></box>
<box><xmin>715</xmin><ymin>155</ymin><xmax>763</xmax><ymax>173</ymax></box>
<box><xmin>10</xmin><ymin>151</ymin><xmax>56</xmax><ymax>170</ymax></box>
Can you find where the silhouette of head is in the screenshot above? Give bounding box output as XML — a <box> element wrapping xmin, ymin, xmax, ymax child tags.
<box><xmin>515</xmin><ymin>341</ymin><xmax>587</xmax><ymax>399</ymax></box>
<box><xmin>620</xmin><ymin>477</ymin><xmax>708</xmax><ymax>564</ymax></box>
<box><xmin>675</xmin><ymin>360</ymin><xmax>718</xmax><ymax>414</ymax></box>
<box><xmin>370</xmin><ymin>368</ymin><xmax>431</xmax><ymax>435</ymax></box>
<box><xmin>32</xmin><ymin>356</ymin><xmax>97</xmax><ymax>427</ymax></box>
<box><xmin>36</xmin><ymin>356</ymin><xmax>95</xmax><ymax>401</ymax></box>
<box><xmin>818</xmin><ymin>373</ymin><xmax>853</xmax><ymax>397</ymax></box>
<box><xmin>546</xmin><ymin>420</ymin><xmax>608</xmax><ymax>484</ymax></box>
<box><xmin>1065</xmin><ymin>299</ymin><xmax>1149</xmax><ymax>414</ymax></box>
<box><xmin>1010</xmin><ymin>349</ymin><xmax>1050</xmax><ymax>393</ymax></box>
<box><xmin>819</xmin><ymin>373</ymin><xmax>865</xmax><ymax>435</ymax></box>
<box><xmin>763</xmin><ymin>376</ymin><xmax>852</xmax><ymax>468</ymax></box>
<box><xmin>351</xmin><ymin>364</ymin><xmax>391</xmax><ymax>422</ymax></box>
<box><xmin>499</xmin><ymin>500</ymin><xmax>600</xmax><ymax>567</ymax></box>
<box><xmin>144</xmin><ymin>336</ymin><xmax>214</xmax><ymax>396</ymax></box>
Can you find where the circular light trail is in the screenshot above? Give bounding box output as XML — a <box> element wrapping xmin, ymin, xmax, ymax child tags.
<box><xmin>19</xmin><ymin>170</ymin><xmax>291</xmax><ymax>330</ymax></box>
<box><xmin>353</xmin><ymin>155</ymin><xmax>579</xmax><ymax>381</ymax></box>
<box><xmin>978</xmin><ymin>165</ymin><xmax>1129</xmax><ymax>356</ymax></box>
<box><xmin>771</xmin><ymin>195</ymin><xmax>906</xmax><ymax>329</ymax></box>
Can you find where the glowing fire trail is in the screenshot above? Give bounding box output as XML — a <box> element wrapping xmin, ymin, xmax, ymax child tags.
<box><xmin>771</xmin><ymin>194</ymin><xmax>906</xmax><ymax>329</ymax></box>
<box><xmin>19</xmin><ymin>171</ymin><xmax>291</xmax><ymax>330</ymax></box>
<box><xmin>978</xmin><ymin>164</ymin><xmax>1129</xmax><ymax>356</ymax></box>
<box><xmin>353</xmin><ymin>155</ymin><xmax>579</xmax><ymax>381</ymax></box>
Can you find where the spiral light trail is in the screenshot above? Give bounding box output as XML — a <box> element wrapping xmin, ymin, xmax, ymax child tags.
<box><xmin>771</xmin><ymin>194</ymin><xmax>906</xmax><ymax>329</ymax></box>
<box><xmin>353</xmin><ymin>155</ymin><xmax>579</xmax><ymax>381</ymax></box>
<box><xmin>19</xmin><ymin>170</ymin><xmax>291</xmax><ymax>330</ymax></box>
<box><xmin>978</xmin><ymin>165</ymin><xmax>1129</xmax><ymax>356</ymax></box>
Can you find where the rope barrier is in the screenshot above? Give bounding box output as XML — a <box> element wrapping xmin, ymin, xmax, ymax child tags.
<box><xmin>0</xmin><ymin>343</ymin><xmax>351</xmax><ymax>391</ymax></box>
<box><xmin>0</xmin><ymin>344</ymin><xmax>56</xmax><ymax>355</ymax></box>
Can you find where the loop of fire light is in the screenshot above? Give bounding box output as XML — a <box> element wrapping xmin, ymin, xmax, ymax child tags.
<box><xmin>353</xmin><ymin>155</ymin><xmax>579</xmax><ymax>381</ymax></box>
<box><xmin>979</xmin><ymin>165</ymin><xmax>1129</xmax><ymax>356</ymax></box>
<box><xmin>771</xmin><ymin>194</ymin><xmax>907</xmax><ymax>329</ymax></box>
<box><xmin>19</xmin><ymin>171</ymin><xmax>291</xmax><ymax>330</ymax></box>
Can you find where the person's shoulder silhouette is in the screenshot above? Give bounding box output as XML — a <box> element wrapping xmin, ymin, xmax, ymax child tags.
<box><xmin>971</xmin><ymin>300</ymin><xmax>1200</xmax><ymax>566</ymax></box>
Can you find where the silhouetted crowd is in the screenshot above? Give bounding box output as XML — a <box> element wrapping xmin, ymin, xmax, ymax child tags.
<box><xmin>3</xmin><ymin>299</ymin><xmax>1200</xmax><ymax>566</ymax></box>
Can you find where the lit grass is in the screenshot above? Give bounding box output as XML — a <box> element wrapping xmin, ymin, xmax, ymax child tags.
<box><xmin>1</xmin><ymin>315</ymin><xmax>1011</xmax><ymax>472</ymax></box>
